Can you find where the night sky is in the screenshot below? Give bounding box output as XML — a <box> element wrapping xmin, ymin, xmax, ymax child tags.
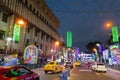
<box><xmin>45</xmin><ymin>0</ymin><xmax>120</xmax><ymax>50</ymax></box>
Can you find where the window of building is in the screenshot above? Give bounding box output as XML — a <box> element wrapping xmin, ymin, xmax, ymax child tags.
<box><xmin>42</xmin><ymin>7</ymin><xmax>44</xmax><ymax>10</ymax></box>
<box><xmin>33</xmin><ymin>8</ymin><xmax>35</xmax><ymax>13</ymax></box>
<box><xmin>35</xmin><ymin>32</ymin><xmax>37</xmax><ymax>36</ymax></box>
<box><xmin>39</xmin><ymin>14</ymin><xmax>41</xmax><ymax>19</ymax></box>
<box><xmin>36</xmin><ymin>11</ymin><xmax>38</xmax><ymax>16</ymax></box>
<box><xmin>34</xmin><ymin>42</ymin><xmax>37</xmax><ymax>45</ymax></box>
<box><xmin>37</xmin><ymin>1</ymin><xmax>39</xmax><ymax>5</ymax></box>
<box><xmin>29</xmin><ymin>4</ymin><xmax>32</xmax><ymax>11</ymax></box>
<box><xmin>2</xmin><ymin>13</ymin><xmax>8</xmax><ymax>22</ymax></box>
<box><xmin>25</xmin><ymin>39</ymin><xmax>29</xmax><ymax>46</ymax></box>
<box><xmin>25</xmin><ymin>0</ymin><xmax>28</xmax><ymax>5</ymax></box>
<box><xmin>0</xmin><ymin>30</ymin><xmax>5</xmax><ymax>39</ymax></box>
<box><xmin>40</xmin><ymin>44</ymin><xmax>42</xmax><ymax>49</ymax></box>
<box><xmin>27</xmin><ymin>27</ymin><xmax>30</xmax><ymax>33</ymax></box>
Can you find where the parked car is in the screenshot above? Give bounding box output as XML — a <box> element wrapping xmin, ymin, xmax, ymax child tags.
<box><xmin>64</xmin><ymin>61</ymin><xmax>73</xmax><ymax>68</ymax></box>
<box><xmin>74</xmin><ymin>61</ymin><xmax>81</xmax><ymax>67</ymax></box>
<box><xmin>43</xmin><ymin>61</ymin><xmax>63</xmax><ymax>74</ymax></box>
<box><xmin>91</xmin><ymin>63</ymin><xmax>107</xmax><ymax>72</ymax></box>
<box><xmin>0</xmin><ymin>66</ymin><xmax>40</xmax><ymax>80</ymax></box>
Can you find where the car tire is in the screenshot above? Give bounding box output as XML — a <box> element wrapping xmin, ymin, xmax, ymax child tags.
<box><xmin>44</xmin><ymin>71</ymin><xmax>48</xmax><ymax>74</ymax></box>
<box><xmin>104</xmin><ymin>71</ymin><xmax>107</xmax><ymax>73</ymax></box>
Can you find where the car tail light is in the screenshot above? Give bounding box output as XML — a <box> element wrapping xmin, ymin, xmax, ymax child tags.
<box><xmin>11</xmin><ymin>78</ymin><xmax>17</xmax><ymax>80</ymax></box>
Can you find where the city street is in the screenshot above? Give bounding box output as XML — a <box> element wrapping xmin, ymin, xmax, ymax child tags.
<box><xmin>32</xmin><ymin>66</ymin><xmax>120</xmax><ymax>80</ymax></box>
<box><xmin>1</xmin><ymin>0</ymin><xmax>120</xmax><ymax>80</ymax></box>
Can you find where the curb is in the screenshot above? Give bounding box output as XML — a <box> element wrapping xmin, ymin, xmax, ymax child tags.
<box><xmin>32</xmin><ymin>68</ymin><xmax>43</xmax><ymax>71</ymax></box>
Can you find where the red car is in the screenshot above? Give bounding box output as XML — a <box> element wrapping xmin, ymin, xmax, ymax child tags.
<box><xmin>0</xmin><ymin>66</ymin><xmax>40</xmax><ymax>80</ymax></box>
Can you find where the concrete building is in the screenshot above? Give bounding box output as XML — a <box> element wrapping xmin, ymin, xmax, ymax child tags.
<box><xmin>0</xmin><ymin>0</ymin><xmax>60</xmax><ymax>55</ymax></box>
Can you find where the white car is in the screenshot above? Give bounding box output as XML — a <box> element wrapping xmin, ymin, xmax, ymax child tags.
<box><xmin>92</xmin><ymin>63</ymin><xmax>107</xmax><ymax>72</ymax></box>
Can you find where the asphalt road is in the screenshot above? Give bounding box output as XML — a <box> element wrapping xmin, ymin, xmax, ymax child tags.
<box><xmin>32</xmin><ymin>66</ymin><xmax>119</xmax><ymax>80</ymax></box>
<box><xmin>32</xmin><ymin>68</ymin><xmax>59</xmax><ymax>80</ymax></box>
<box><xmin>69</xmin><ymin>67</ymin><xmax>116</xmax><ymax>80</ymax></box>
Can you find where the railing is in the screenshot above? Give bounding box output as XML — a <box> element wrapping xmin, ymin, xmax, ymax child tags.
<box><xmin>105</xmin><ymin>63</ymin><xmax>120</xmax><ymax>71</ymax></box>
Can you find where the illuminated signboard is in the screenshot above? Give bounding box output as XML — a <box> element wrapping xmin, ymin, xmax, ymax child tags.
<box><xmin>66</xmin><ymin>31</ymin><xmax>72</xmax><ymax>47</ymax></box>
<box><xmin>23</xmin><ymin>45</ymin><xmax>38</xmax><ymax>64</ymax></box>
<box><xmin>110</xmin><ymin>44</ymin><xmax>120</xmax><ymax>64</ymax></box>
<box><xmin>13</xmin><ymin>24</ymin><xmax>20</xmax><ymax>42</ymax></box>
<box><xmin>112</xmin><ymin>26</ymin><xmax>119</xmax><ymax>42</ymax></box>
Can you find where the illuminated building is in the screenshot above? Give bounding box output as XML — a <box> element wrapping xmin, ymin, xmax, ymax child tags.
<box><xmin>0</xmin><ymin>0</ymin><xmax>60</xmax><ymax>54</ymax></box>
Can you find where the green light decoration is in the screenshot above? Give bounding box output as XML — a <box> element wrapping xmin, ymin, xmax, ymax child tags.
<box><xmin>13</xmin><ymin>24</ymin><xmax>20</xmax><ymax>42</ymax></box>
<box><xmin>112</xmin><ymin>26</ymin><xmax>119</xmax><ymax>42</ymax></box>
<box><xmin>95</xmin><ymin>50</ymin><xmax>98</xmax><ymax>56</ymax></box>
<box><xmin>66</xmin><ymin>31</ymin><xmax>72</xmax><ymax>47</ymax></box>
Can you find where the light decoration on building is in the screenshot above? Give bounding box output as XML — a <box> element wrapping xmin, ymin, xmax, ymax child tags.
<box><xmin>23</xmin><ymin>45</ymin><xmax>38</xmax><ymax>64</ymax></box>
<box><xmin>12</xmin><ymin>24</ymin><xmax>20</xmax><ymax>42</ymax></box>
<box><xmin>110</xmin><ymin>44</ymin><xmax>120</xmax><ymax>64</ymax></box>
<box><xmin>93</xmin><ymin>48</ymin><xmax>98</xmax><ymax>56</ymax></box>
<box><xmin>66</xmin><ymin>31</ymin><xmax>72</xmax><ymax>47</ymax></box>
<box><xmin>112</xmin><ymin>26</ymin><xmax>119</xmax><ymax>42</ymax></box>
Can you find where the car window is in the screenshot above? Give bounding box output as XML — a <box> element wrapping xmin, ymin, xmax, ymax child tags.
<box><xmin>18</xmin><ymin>67</ymin><xmax>32</xmax><ymax>76</ymax></box>
<box><xmin>48</xmin><ymin>62</ymin><xmax>54</xmax><ymax>65</ymax></box>
<box><xmin>56</xmin><ymin>62</ymin><xmax>59</xmax><ymax>65</ymax></box>
<box><xmin>97</xmin><ymin>63</ymin><xmax>104</xmax><ymax>65</ymax></box>
<box><xmin>66</xmin><ymin>62</ymin><xmax>71</xmax><ymax>64</ymax></box>
<box><xmin>3</xmin><ymin>67</ymin><xmax>32</xmax><ymax>77</ymax></box>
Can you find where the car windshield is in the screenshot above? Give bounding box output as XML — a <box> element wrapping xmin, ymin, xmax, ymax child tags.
<box><xmin>97</xmin><ymin>63</ymin><xmax>104</xmax><ymax>65</ymax></box>
<box><xmin>48</xmin><ymin>62</ymin><xmax>55</xmax><ymax>65</ymax></box>
<box><xmin>66</xmin><ymin>62</ymin><xmax>71</xmax><ymax>64</ymax></box>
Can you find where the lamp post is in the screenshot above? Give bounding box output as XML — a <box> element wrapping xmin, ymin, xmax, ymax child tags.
<box><xmin>5</xmin><ymin>37</ymin><xmax>12</xmax><ymax>56</ymax></box>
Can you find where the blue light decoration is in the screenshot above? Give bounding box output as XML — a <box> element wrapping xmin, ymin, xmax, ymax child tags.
<box><xmin>75</xmin><ymin>48</ymin><xmax>80</xmax><ymax>61</ymax></box>
<box><xmin>98</xmin><ymin>45</ymin><xmax>102</xmax><ymax>53</ymax></box>
<box><xmin>24</xmin><ymin>45</ymin><xmax>38</xmax><ymax>64</ymax></box>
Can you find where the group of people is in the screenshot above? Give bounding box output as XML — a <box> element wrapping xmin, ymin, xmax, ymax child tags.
<box><xmin>81</xmin><ymin>61</ymin><xmax>91</xmax><ymax>69</ymax></box>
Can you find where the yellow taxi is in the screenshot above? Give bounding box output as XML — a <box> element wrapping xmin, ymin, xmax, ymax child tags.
<box><xmin>74</xmin><ymin>61</ymin><xmax>81</xmax><ymax>67</ymax></box>
<box><xmin>43</xmin><ymin>61</ymin><xmax>63</xmax><ymax>74</ymax></box>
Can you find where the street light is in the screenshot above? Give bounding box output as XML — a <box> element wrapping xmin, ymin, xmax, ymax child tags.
<box><xmin>96</xmin><ymin>43</ymin><xmax>100</xmax><ymax>47</ymax></box>
<box><xmin>16</xmin><ymin>19</ymin><xmax>25</xmax><ymax>26</ymax></box>
<box><xmin>104</xmin><ymin>21</ymin><xmax>113</xmax><ymax>29</ymax></box>
<box><xmin>55</xmin><ymin>41</ymin><xmax>60</xmax><ymax>46</ymax></box>
<box><xmin>54</xmin><ymin>41</ymin><xmax>60</xmax><ymax>52</ymax></box>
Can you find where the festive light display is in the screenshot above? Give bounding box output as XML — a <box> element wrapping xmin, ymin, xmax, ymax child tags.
<box><xmin>112</xmin><ymin>26</ymin><xmax>119</xmax><ymax>42</ymax></box>
<box><xmin>13</xmin><ymin>24</ymin><xmax>20</xmax><ymax>42</ymax></box>
<box><xmin>66</xmin><ymin>31</ymin><xmax>72</xmax><ymax>47</ymax></box>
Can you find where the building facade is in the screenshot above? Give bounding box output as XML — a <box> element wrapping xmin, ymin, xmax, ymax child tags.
<box><xmin>0</xmin><ymin>0</ymin><xmax>60</xmax><ymax>55</ymax></box>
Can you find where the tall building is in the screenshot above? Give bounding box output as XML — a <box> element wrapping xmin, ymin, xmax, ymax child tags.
<box><xmin>0</xmin><ymin>0</ymin><xmax>60</xmax><ymax>54</ymax></box>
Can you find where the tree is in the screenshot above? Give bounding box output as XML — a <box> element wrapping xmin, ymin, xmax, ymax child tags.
<box><xmin>86</xmin><ymin>41</ymin><xmax>102</xmax><ymax>53</ymax></box>
<box><xmin>86</xmin><ymin>42</ymin><xmax>95</xmax><ymax>52</ymax></box>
